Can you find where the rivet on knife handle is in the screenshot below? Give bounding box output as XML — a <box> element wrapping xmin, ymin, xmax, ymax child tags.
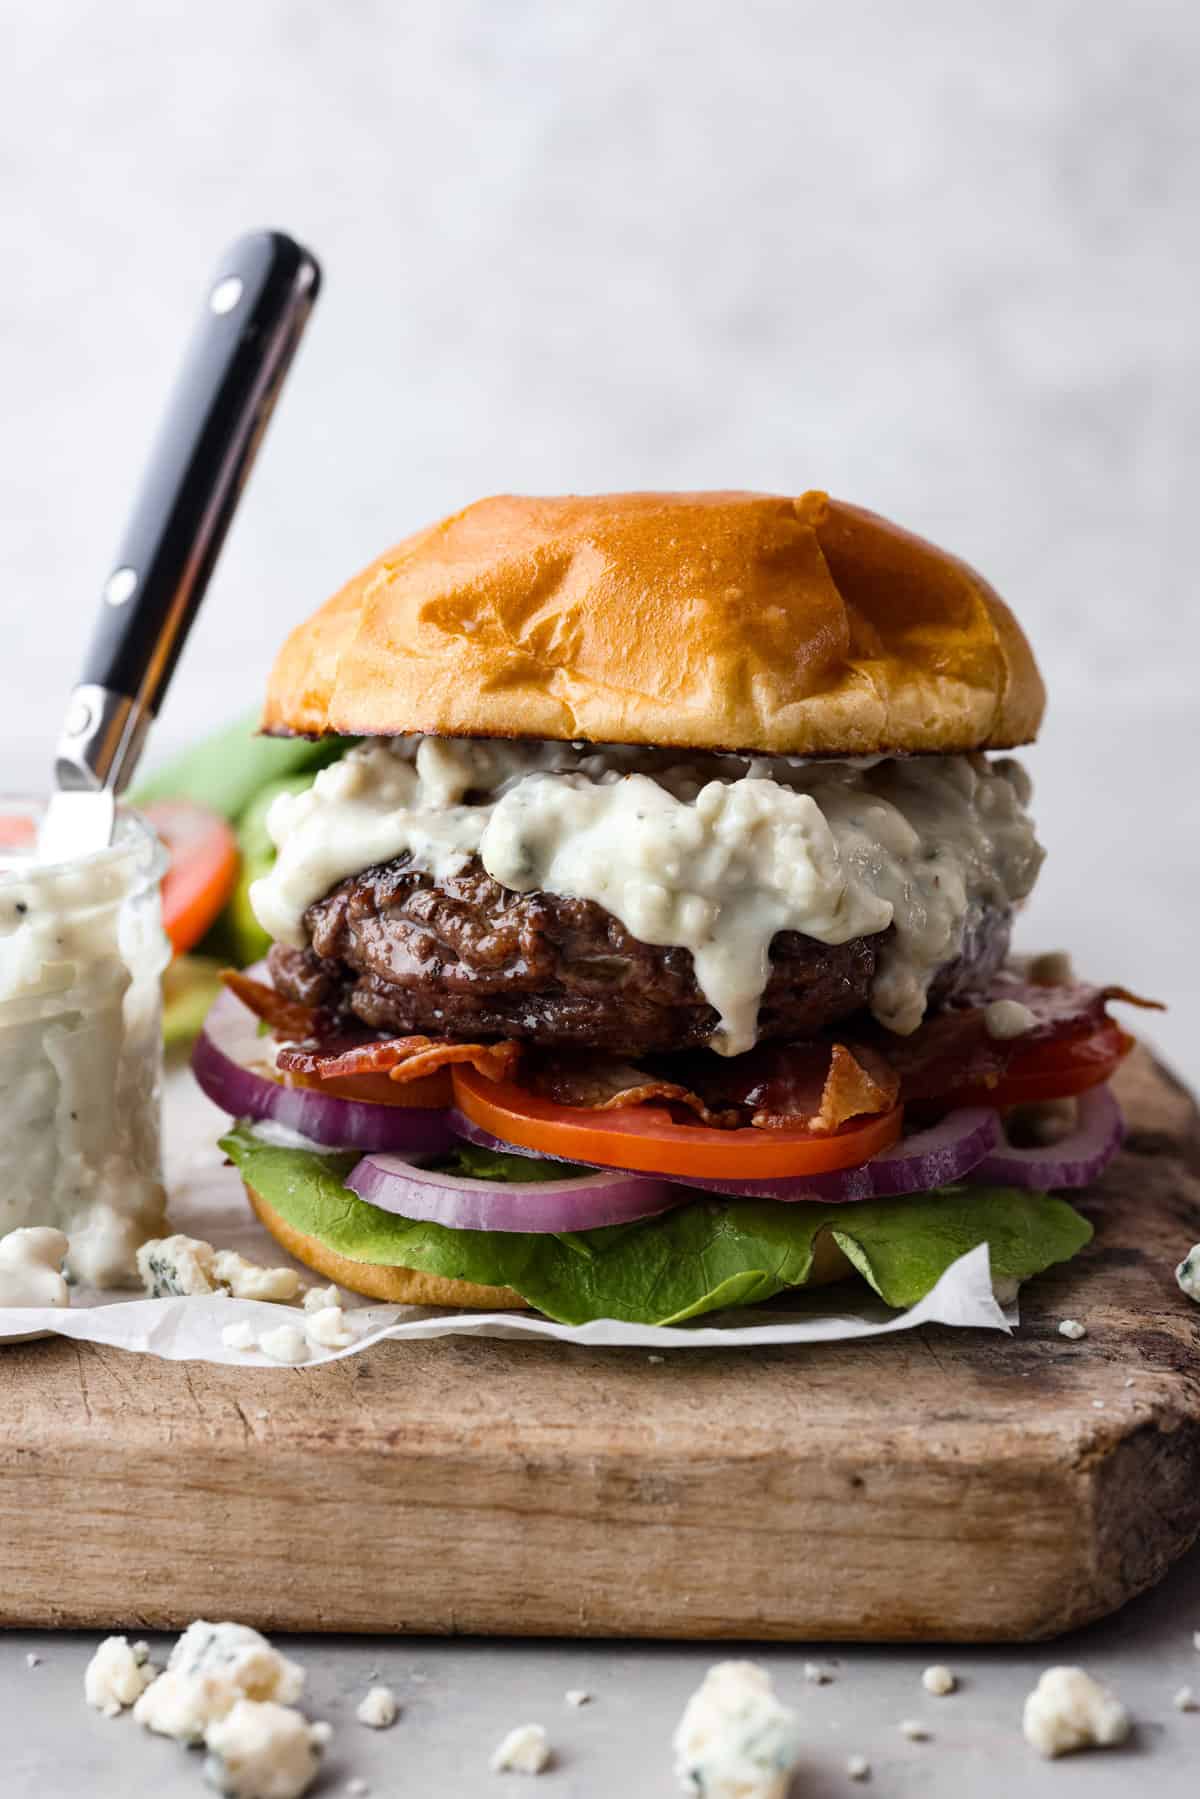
<box><xmin>54</xmin><ymin>229</ymin><xmax>322</xmax><ymax>795</ymax></box>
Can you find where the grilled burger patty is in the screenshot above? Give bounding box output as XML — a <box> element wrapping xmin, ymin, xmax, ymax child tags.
<box><xmin>267</xmin><ymin>855</ymin><xmax>1013</xmax><ymax>1056</ymax></box>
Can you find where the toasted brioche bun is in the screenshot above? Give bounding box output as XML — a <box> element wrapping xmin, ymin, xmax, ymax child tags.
<box><xmin>245</xmin><ymin>1182</ymin><xmax>529</xmax><ymax>1309</ymax></box>
<box><xmin>244</xmin><ymin>1179</ymin><xmax>854</xmax><ymax>1308</ymax></box>
<box><xmin>263</xmin><ymin>490</ymin><xmax>1044</xmax><ymax>756</ymax></box>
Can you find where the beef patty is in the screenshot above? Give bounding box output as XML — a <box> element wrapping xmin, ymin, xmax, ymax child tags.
<box><xmin>267</xmin><ymin>855</ymin><xmax>1012</xmax><ymax>1056</ymax></box>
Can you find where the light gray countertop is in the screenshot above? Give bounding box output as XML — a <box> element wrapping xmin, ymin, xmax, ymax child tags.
<box><xmin>6</xmin><ymin>1544</ymin><xmax>1200</xmax><ymax>1797</ymax></box>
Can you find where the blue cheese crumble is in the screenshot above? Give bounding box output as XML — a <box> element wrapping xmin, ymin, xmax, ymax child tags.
<box><xmin>1022</xmin><ymin>1666</ymin><xmax>1130</xmax><ymax>1757</ymax></box>
<box><xmin>673</xmin><ymin>1662</ymin><xmax>801</xmax><ymax>1799</ymax></box>
<box><xmin>84</xmin><ymin>1635</ymin><xmax>156</xmax><ymax>1715</ymax></box>
<box><xmin>204</xmin><ymin>1698</ymin><xmax>325</xmax><ymax>1798</ymax></box>
<box><xmin>355</xmin><ymin>1684</ymin><xmax>399</xmax><ymax>1728</ymax></box>
<box><xmin>1176</xmin><ymin>1246</ymin><xmax>1200</xmax><ymax>1304</ymax></box>
<box><xmin>136</xmin><ymin>1235</ymin><xmax>301</xmax><ymax>1302</ymax></box>
<box><xmin>134</xmin><ymin>1621</ymin><xmax>304</xmax><ymax>1744</ymax></box>
<box><xmin>0</xmin><ymin>1227</ymin><xmax>71</xmax><ymax>1308</ymax></box>
<box><xmin>490</xmin><ymin>1722</ymin><xmax>552</xmax><ymax>1773</ymax></box>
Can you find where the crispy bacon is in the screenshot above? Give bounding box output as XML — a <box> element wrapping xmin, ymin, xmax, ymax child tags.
<box><xmin>220</xmin><ymin>970</ymin><xmax>325</xmax><ymax>1043</ymax></box>
<box><xmin>277</xmin><ymin>1034</ymin><xmax>522</xmax><ymax>1087</ymax></box>
<box><xmin>752</xmin><ymin>1042</ymin><xmax>901</xmax><ymax>1134</ymax></box>
<box><xmin>531</xmin><ymin>1056</ymin><xmax>741</xmax><ymax>1127</ymax></box>
<box><xmin>677</xmin><ymin>1040</ymin><xmax>900</xmax><ymax>1133</ymax></box>
<box><xmin>226</xmin><ymin>958</ymin><xmax>1159</xmax><ymax>1130</ymax></box>
<box><xmin>529</xmin><ymin>1042</ymin><xmax>898</xmax><ymax>1133</ymax></box>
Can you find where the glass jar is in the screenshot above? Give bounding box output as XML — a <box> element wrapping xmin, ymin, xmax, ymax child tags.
<box><xmin>0</xmin><ymin>802</ymin><xmax>170</xmax><ymax>1286</ymax></box>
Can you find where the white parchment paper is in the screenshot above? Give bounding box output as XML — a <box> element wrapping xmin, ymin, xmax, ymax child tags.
<box><xmin>0</xmin><ymin>1070</ymin><xmax>1015</xmax><ymax>1362</ymax></box>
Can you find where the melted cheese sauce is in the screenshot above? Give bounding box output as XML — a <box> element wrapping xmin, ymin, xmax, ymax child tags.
<box><xmin>0</xmin><ymin>813</ymin><xmax>169</xmax><ymax>1285</ymax></box>
<box><xmin>252</xmin><ymin>738</ymin><xmax>1044</xmax><ymax>1056</ymax></box>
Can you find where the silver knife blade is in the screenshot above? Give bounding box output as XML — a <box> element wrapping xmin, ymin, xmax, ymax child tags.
<box><xmin>37</xmin><ymin>789</ymin><xmax>117</xmax><ymax>864</ymax></box>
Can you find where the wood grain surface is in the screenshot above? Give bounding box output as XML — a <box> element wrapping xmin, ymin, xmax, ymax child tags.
<box><xmin>2</xmin><ymin>1046</ymin><xmax>1198</xmax><ymax>1643</ymax></box>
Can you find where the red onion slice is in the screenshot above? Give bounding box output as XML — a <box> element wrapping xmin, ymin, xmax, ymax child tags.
<box><xmin>966</xmin><ymin>1085</ymin><xmax>1123</xmax><ymax>1189</ymax></box>
<box><xmin>449</xmin><ymin>1106</ymin><xmax>1003</xmax><ymax>1203</ymax></box>
<box><xmin>193</xmin><ymin>973</ymin><xmax>455</xmax><ymax>1154</ymax></box>
<box><xmin>346</xmin><ymin>1151</ymin><xmax>683</xmax><ymax>1232</ymax></box>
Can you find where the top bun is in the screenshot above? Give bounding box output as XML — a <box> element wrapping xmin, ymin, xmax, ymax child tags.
<box><xmin>263</xmin><ymin>491</ymin><xmax>1044</xmax><ymax>756</ymax></box>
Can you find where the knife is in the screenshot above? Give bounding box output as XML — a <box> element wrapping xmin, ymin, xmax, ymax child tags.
<box><xmin>39</xmin><ymin>229</ymin><xmax>322</xmax><ymax>863</ymax></box>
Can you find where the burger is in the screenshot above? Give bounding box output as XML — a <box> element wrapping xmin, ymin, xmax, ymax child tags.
<box><xmin>194</xmin><ymin>491</ymin><xmax>1152</xmax><ymax>1325</ymax></box>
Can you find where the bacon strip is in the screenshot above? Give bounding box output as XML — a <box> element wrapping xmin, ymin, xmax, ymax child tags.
<box><xmin>220</xmin><ymin>970</ymin><xmax>324</xmax><ymax>1043</ymax></box>
<box><xmin>228</xmin><ymin>959</ymin><xmax>1160</xmax><ymax>1128</ymax></box>
<box><xmin>753</xmin><ymin>1043</ymin><xmax>901</xmax><ymax>1134</ymax></box>
<box><xmin>277</xmin><ymin>1034</ymin><xmax>522</xmax><ymax>1087</ymax></box>
<box><xmin>531</xmin><ymin>1058</ymin><xmax>741</xmax><ymax>1128</ymax></box>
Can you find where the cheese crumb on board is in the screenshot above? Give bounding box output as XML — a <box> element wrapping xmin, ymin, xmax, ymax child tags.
<box><xmin>1176</xmin><ymin>1247</ymin><xmax>1200</xmax><ymax>1304</ymax></box>
<box><xmin>899</xmin><ymin>1719</ymin><xmax>929</xmax><ymax>1741</ymax></box>
<box><xmin>134</xmin><ymin>1621</ymin><xmax>304</xmax><ymax>1743</ymax></box>
<box><xmin>490</xmin><ymin>1722</ymin><xmax>552</xmax><ymax>1774</ymax></box>
<box><xmin>803</xmin><ymin>1660</ymin><xmax>832</xmax><ymax>1684</ymax></box>
<box><xmin>1057</xmin><ymin>1319</ymin><xmax>1087</xmax><ymax>1341</ymax></box>
<box><xmin>204</xmin><ymin>1699</ymin><xmax>325</xmax><ymax>1798</ymax></box>
<box><xmin>921</xmin><ymin>1664</ymin><xmax>956</xmax><ymax>1696</ymax></box>
<box><xmin>1022</xmin><ymin>1666</ymin><xmax>1130</xmax><ymax>1757</ymax></box>
<box><xmin>355</xmin><ymin>1685</ymin><xmax>398</xmax><ymax>1729</ymax></box>
<box><xmin>137</xmin><ymin>1235</ymin><xmax>299</xmax><ymax>1304</ymax></box>
<box><xmin>673</xmin><ymin>1662</ymin><xmax>801</xmax><ymax>1799</ymax></box>
<box><xmin>259</xmin><ymin>1325</ymin><xmax>310</xmax><ymax>1365</ymax></box>
<box><xmin>222</xmin><ymin>1322</ymin><xmax>257</xmax><ymax>1353</ymax></box>
<box><xmin>26</xmin><ymin>1652</ymin><xmax>41</xmax><ymax>1669</ymax></box>
<box><xmin>846</xmin><ymin>1753</ymin><xmax>870</xmax><ymax>1780</ymax></box>
<box><xmin>84</xmin><ymin>1636</ymin><xmax>156</xmax><ymax>1715</ymax></box>
<box><xmin>1174</xmin><ymin>1687</ymin><xmax>1197</xmax><ymax>1712</ymax></box>
<box><xmin>0</xmin><ymin>1227</ymin><xmax>71</xmax><ymax>1308</ymax></box>
<box><xmin>306</xmin><ymin>1305</ymin><xmax>356</xmax><ymax>1350</ymax></box>
<box><xmin>302</xmin><ymin>1285</ymin><xmax>340</xmax><ymax>1313</ymax></box>
<box><xmin>565</xmin><ymin>1689</ymin><xmax>592</xmax><ymax>1707</ymax></box>
<box><xmin>212</xmin><ymin>1250</ymin><xmax>302</xmax><ymax>1305</ymax></box>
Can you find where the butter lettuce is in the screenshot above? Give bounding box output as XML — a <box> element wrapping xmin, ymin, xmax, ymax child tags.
<box><xmin>221</xmin><ymin>1124</ymin><xmax>1092</xmax><ymax>1327</ymax></box>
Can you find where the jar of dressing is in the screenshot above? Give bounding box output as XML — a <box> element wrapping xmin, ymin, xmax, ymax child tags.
<box><xmin>0</xmin><ymin>802</ymin><xmax>170</xmax><ymax>1287</ymax></box>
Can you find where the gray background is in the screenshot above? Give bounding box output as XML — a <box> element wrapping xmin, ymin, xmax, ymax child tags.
<box><xmin>2</xmin><ymin>2</ymin><xmax>1200</xmax><ymax>1792</ymax></box>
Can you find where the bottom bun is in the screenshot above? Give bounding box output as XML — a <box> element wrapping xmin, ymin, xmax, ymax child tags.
<box><xmin>245</xmin><ymin>1182</ymin><xmax>530</xmax><ymax>1310</ymax></box>
<box><xmin>244</xmin><ymin>1182</ymin><xmax>854</xmax><ymax>1313</ymax></box>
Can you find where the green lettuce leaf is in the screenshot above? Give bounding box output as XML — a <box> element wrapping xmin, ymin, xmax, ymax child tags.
<box><xmin>221</xmin><ymin>1124</ymin><xmax>1093</xmax><ymax>1327</ymax></box>
<box><xmin>132</xmin><ymin>711</ymin><xmax>351</xmax><ymax>825</ymax></box>
<box><xmin>428</xmin><ymin>1142</ymin><xmax>574</xmax><ymax>1185</ymax></box>
<box><xmin>162</xmin><ymin>955</ymin><xmax>225</xmax><ymax>1051</ymax></box>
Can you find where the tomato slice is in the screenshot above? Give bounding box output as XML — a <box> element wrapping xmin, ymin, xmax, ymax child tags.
<box><xmin>283</xmin><ymin>1066</ymin><xmax>454</xmax><ymax>1109</ymax></box>
<box><xmin>144</xmin><ymin>800</ymin><xmax>239</xmax><ymax>957</ymax></box>
<box><xmin>0</xmin><ymin>815</ymin><xmax>35</xmax><ymax>850</ymax></box>
<box><xmin>452</xmin><ymin>1064</ymin><xmax>904</xmax><ymax>1179</ymax></box>
<box><xmin>954</xmin><ymin>1020</ymin><xmax>1133</xmax><ymax>1108</ymax></box>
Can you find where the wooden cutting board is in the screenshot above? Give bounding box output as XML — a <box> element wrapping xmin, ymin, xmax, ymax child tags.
<box><xmin>2</xmin><ymin>1046</ymin><xmax>1199</xmax><ymax>1643</ymax></box>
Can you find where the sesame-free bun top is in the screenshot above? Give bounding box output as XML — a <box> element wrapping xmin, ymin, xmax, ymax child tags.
<box><xmin>263</xmin><ymin>490</ymin><xmax>1045</xmax><ymax>755</ymax></box>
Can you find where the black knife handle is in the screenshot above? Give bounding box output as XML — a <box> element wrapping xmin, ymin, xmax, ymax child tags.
<box><xmin>81</xmin><ymin>230</ymin><xmax>320</xmax><ymax>717</ymax></box>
